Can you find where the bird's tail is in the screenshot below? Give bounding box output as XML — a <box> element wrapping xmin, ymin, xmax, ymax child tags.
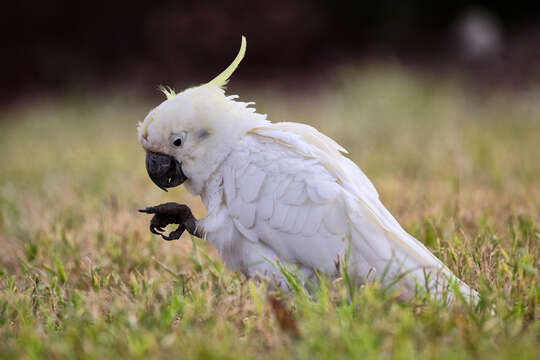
<box><xmin>345</xmin><ymin>194</ymin><xmax>478</xmax><ymax>303</ymax></box>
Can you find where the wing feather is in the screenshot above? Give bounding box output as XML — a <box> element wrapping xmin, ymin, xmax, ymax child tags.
<box><xmin>222</xmin><ymin>127</ymin><xmax>473</xmax><ymax>298</ymax></box>
<box><xmin>281</xmin><ymin>181</ymin><xmax>307</xmax><ymax>205</ymax></box>
<box><xmin>258</xmin><ymin>195</ymin><xmax>274</xmax><ymax>220</ymax></box>
<box><xmin>323</xmin><ymin>202</ymin><xmax>349</xmax><ymax>235</ymax></box>
<box><xmin>239</xmin><ymin>164</ymin><xmax>266</xmax><ymax>202</ymax></box>
<box><xmin>281</xmin><ymin>205</ymin><xmax>300</xmax><ymax>233</ymax></box>
<box><xmin>223</xmin><ymin>165</ymin><xmax>236</xmax><ymax>204</ymax></box>
<box><xmin>238</xmin><ymin>201</ymin><xmax>257</xmax><ymax>229</ymax></box>
<box><xmin>275</xmin><ymin>176</ymin><xmax>293</xmax><ymax>198</ymax></box>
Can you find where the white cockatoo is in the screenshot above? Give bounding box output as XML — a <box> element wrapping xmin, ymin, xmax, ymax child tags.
<box><xmin>138</xmin><ymin>37</ymin><xmax>476</xmax><ymax>300</ymax></box>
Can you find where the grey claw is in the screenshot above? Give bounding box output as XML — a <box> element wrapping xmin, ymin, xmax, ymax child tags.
<box><xmin>161</xmin><ymin>225</ymin><xmax>185</xmax><ymax>241</ymax></box>
<box><xmin>140</xmin><ymin>203</ymin><xmax>198</xmax><ymax>239</ymax></box>
<box><xmin>150</xmin><ymin>225</ymin><xmax>162</xmax><ymax>235</ymax></box>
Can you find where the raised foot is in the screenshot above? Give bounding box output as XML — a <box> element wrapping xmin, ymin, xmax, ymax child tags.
<box><xmin>138</xmin><ymin>202</ymin><xmax>199</xmax><ymax>241</ymax></box>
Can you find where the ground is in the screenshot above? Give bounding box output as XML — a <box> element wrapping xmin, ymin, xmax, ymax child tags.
<box><xmin>0</xmin><ymin>67</ymin><xmax>538</xmax><ymax>359</ymax></box>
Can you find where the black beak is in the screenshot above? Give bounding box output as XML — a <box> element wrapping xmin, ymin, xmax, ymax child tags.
<box><xmin>145</xmin><ymin>151</ymin><xmax>187</xmax><ymax>191</ymax></box>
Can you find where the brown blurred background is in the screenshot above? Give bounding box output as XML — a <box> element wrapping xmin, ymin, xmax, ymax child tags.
<box><xmin>2</xmin><ymin>0</ymin><xmax>540</xmax><ymax>105</ymax></box>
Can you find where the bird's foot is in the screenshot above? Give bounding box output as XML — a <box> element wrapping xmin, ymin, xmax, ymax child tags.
<box><xmin>138</xmin><ymin>202</ymin><xmax>199</xmax><ymax>241</ymax></box>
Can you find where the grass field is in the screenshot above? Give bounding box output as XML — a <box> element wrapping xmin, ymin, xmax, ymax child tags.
<box><xmin>0</xmin><ymin>67</ymin><xmax>538</xmax><ymax>359</ymax></box>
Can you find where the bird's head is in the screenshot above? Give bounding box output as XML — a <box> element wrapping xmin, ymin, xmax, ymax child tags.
<box><xmin>137</xmin><ymin>36</ymin><xmax>267</xmax><ymax>195</ymax></box>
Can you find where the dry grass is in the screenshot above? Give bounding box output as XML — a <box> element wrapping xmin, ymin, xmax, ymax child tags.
<box><xmin>0</xmin><ymin>67</ymin><xmax>538</xmax><ymax>359</ymax></box>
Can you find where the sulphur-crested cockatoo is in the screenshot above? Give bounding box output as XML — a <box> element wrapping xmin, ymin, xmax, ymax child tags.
<box><xmin>138</xmin><ymin>37</ymin><xmax>476</xmax><ymax>300</ymax></box>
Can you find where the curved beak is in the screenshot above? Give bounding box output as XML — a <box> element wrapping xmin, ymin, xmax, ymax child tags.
<box><xmin>145</xmin><ymin>151</ymin><xmax>187</xmax><ymax>191</ymax></box>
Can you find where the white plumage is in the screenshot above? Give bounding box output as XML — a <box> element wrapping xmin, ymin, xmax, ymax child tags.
<box><xmin>138</xmin><ymin>37</ymin><xmax>476</xmax><ymax>300</ymax></box>
<box><xmin>205</xmin><ymin>124</ymin><xmax>473</xmax><ymax>299</ymax></box>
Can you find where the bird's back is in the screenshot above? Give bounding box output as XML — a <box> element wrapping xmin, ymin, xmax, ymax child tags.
<box><xmin>215</xmin><ymin>122</ymin><xmax>475</xmax><ymax>300</ymax></box>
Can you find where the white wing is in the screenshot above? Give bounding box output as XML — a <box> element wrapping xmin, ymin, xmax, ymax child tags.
<box><xmin>223</xmin><ymin>123</ymin><xmax>474</xmax><ymax>298</ymax></box>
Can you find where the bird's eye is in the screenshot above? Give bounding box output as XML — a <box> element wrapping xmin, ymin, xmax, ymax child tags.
<box><xmin>171</xmin><ymin>132</ymin><xmax>186</xmax><ymax>147</ymax></box>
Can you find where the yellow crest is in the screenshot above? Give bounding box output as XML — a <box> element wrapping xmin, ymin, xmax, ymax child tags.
<box><xmin>158</xmin><ymin>36</ymin><xmax>246</xmax><ymax>100</ymax></box>
<box><xmin>158</xmin><ymin>85</ymin><xmax>176</xmax><ymax>99</ymax></box>
<box><xmin>207</xmin><ymin>36</ymin><xmax>247</xmax><ymax>88</ymax></box>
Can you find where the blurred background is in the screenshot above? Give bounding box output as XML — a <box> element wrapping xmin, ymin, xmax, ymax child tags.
<box><xmin>2</xmin><ymin>0</ymin><xmax>540</xmax><ymax>103</ymax></box>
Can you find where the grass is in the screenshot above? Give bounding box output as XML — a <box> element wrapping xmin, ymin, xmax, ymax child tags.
<box><xmin>0</xmin><ymin>66</ymin><xmax>538</xmax><ymax>359</ymax></box>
